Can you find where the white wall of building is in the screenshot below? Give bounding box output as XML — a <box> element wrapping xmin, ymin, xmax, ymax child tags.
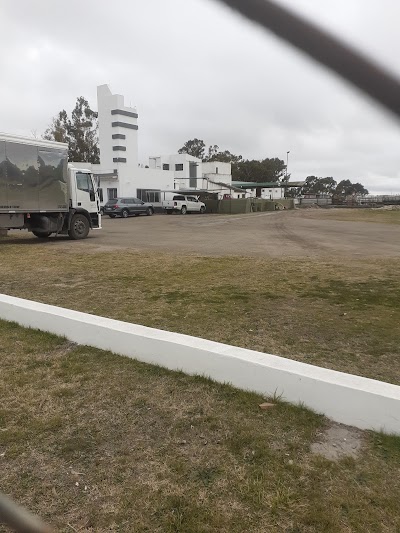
<box><xmin>203</xmin><ymin>173</ymin><xmax>232</xmax><ymax>186</ymax></box>
<box><xmin>201</xmin><ymin>162</ymin><xmax>235</xmax><ymax>198</ymax></box>
<box><xmin>94</xmin><ymin>84</ymin><xmax>142</xmax><ymax>203</ymax></box>
<box><xmin>97</xmin><ymin>84</ymin><xmax>139</xmax><ymax>192</ymax></box>
<box><xmin>148</xmin><ymin>155</ymin><xmax>236</xmax><ymax>194</ymax></box>
<box><xmin>193</xmin><ymin>178</ymin><xmax>247</xmax><ymax>199</ymax></box>
<box><xmin>202</xmin><ymin>161</ymin><xmax>231</xmax><ymax>181</ymax></box>
<box><xmin>99</xmin><ymin>169</ymin><xmax>174</xmax><ymax>206</ymax></box>
<box><xmin>99</xmin><ymin>179</ymin><xmax>119</xmax><ymax>202</ymax></box>
<box><xmin>262</xmin><ymin>187</ymin><xmax>284</xmax><ymax>200</ymax></box>
<box><xmin>149</xmin><ymin>153</ymin><xmax>203</xmax><ymax>190</ymax></box>
<box><xmin>243</xmin><ymin>187</ymin><xmax>285</xmax><ymax>200</ymax></box>
<box><xmin>135</xmin><ymin>168</ymin><xmax>175</xmax><ymax>191</ymax></box>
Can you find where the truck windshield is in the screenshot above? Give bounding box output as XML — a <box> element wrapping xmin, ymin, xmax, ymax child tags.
<box><xmin>76</xmin><ymin>172</ymin><xmax>96</xmax><ymax>202</ymax></box>
<box><xmin>76</xmin><ymin>173</ymin><xmax>92</xmax><ymax>193</ymax></box>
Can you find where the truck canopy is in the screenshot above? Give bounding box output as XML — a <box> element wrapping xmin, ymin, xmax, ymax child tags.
<box><xmin>0</xmin><ymin>133</ymin><xmax>69</xmax><ymax>213</ymax></box>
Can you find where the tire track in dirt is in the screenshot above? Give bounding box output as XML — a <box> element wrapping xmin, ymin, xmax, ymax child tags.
<box><xmin>268</xmin><ymin>211</ymin><xmax>330</xmax><ymax>254</ymax></box>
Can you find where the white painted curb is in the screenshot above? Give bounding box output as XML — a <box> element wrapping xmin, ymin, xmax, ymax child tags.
<box><xmin>1</xmin><ymin>293</ymin><xmax>399</xmax><ymax>434</ymax></box>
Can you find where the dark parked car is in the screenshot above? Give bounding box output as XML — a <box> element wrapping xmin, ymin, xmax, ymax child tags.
<box><xmin>103</xmin><ymin>197</ymin><xmax>154</xmax><ymax>218</ymax></box>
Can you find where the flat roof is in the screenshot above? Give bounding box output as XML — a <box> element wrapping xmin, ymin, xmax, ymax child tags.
<box><xmin>232</xmin><ymin>180</ymin><xmax>305</xmax><ymax>188</ymax></box>
<box><xmin>285</xmin><ymin>181</ymin><xmax>306</xmax><ymax>187</ymax></box>
<box><xmin>0</xmin><ymin>132</ymin><xmax>68</xmax><ymax>151</ymax></box>
<box><xmin>232</xmin><ymin>181</ymin><xmax>284</xmax><ymax>188</ymax></box>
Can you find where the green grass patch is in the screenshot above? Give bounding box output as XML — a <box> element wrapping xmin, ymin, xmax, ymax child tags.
<box><xmin>0</xmin><ymin>245</ymin><xmax>399</xmax><ymax>384</ymax></box>
<box><xmin>1</xmin><ymin>321</ymin><xmax>400</xmax><ymax>531</ymax></box>
<box><xmin>325</xmin><ymin>208</ymin><xmax>400</xmax><ymax>225</ymax></box>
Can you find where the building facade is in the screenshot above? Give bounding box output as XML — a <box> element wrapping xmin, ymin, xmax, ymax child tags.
<box><xmin>75</xmin><ymin>85</ymin><xmax>248</xmax><ymax>207</ymax></box>
<box><xmin>75</xmin><ymin>85</ymin><xmax>236</xmax><ymax>208</ymax></box>
<box><xmin>84</xmin><ymin>85</ymin><xmax>175</xmax><ymax>208</ymax></box>
<box><xmin>232</xmin><ymin>181</ymin><xmax>285</xmax><ymax>200</ymax></box>
<box><xmin>148</xmin><ymin>153</ymin><xmax>203</xmax><ymax>190</ymax></box>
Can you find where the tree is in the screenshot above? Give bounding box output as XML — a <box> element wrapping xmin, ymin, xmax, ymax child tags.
<box><xmin>233</xmin><ymin>158</ymin><xmax>286</xmax><ymax>182</ymax></box>
<box><xmin>206</xmin><ymin>144</ymin><xmax>220</xmax><ymax>161</ymax></box>
<box><xmin>335</xmin><ymin>179</ymin><xmax>369</xmax><ymax>196</ymax></box>
<box><xmin>178</xmin><ymin>138</ymin><xmax>206</xmax><ymax>160</ymax></box>
<box><xmin>320</xmin><ymin>177</ymin><xmax>337</xmax><ymax>194</ymax></box>
<box><xmin>204</xmin><ymin>145</ymin><xmax>243</xmax><ymax>164</ymax></box>
<box><xmin>44</xmin><ymin>109</ymin><xmax>70</xmax><ymax>145</ymax></box>
<box><xmin>302</xmin><ymin>176</ymin><xmax>337</xmax><ymax>195</ymax></box>
<box><xmin>207</xmin><ymin>150</ymin><xmax>242</xmax><ymax>164</ymax></box>
<box><xmin>178</xmin><ymin>139</ymin><xmax>244</xmax><ymax>177</ymax></box>
<box><xmin>177</xmin><ymin>138</ymin><xmax>285</xmax><ymax>182</ymax></box>
<box><xmin>44</xmin><ymin>97</ymin><xmax>100</xmax><ymax>163</ymax></box>
<box><xmin>301</xmin><ymin>176</ymin><xmax>368</xmax><ymax>197</ymax></box>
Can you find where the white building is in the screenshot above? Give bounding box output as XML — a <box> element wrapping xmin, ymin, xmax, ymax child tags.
<box><xmin>201</xmin><ymin>161</ymin><xmax>248</xmax><ymax>199</ymax></box>
<box><xmin>148</xmin><ymin>153</ymin><xmax>203</xmax><ymax>190</ymax></box>
<box><xmin>75</xmin><ymin>84</ymin><xmax>239</xmax><ymax>206</ymax></box>
<box><xmin>231</xmin><ymin>181</ymin><xmax>285</xmax><ymax>200</ymax></box>
<box><xmin>80</xmin><ymin>85</ymin><xmax>175</xmax><ymax>208</ymax></box>
<box><xmin>202</xmin><ymin>161</ymin><xmax>232</xmax><ymax>185</ymax></box>
<box><xmin>148</xmin><ymin>155</ymin><xmax>244</xmax><ymax>199</ymax></box>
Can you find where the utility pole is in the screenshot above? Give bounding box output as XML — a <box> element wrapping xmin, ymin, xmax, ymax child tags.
<box><xmin>286</xmin><ymin>151</ymin><xmax>290</xmax><ymax>179</ymax></box>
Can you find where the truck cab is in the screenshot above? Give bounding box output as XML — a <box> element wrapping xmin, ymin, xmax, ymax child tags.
<box><xmin>71</xmin><ymin>166</ymin><xmax>101</xmax><ymax>231</ymax></box>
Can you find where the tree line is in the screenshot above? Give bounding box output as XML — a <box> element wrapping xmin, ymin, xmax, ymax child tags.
<box><xmin>300</xmin><ymin>175</ymin><xmax>368</xmax><ymax>196</ymax></box>
<box><xmin>178</xmin><ymin>138</ymin><xmax>286</xmax><ymax>182</ymax></box>
<box><xmin>178</xmin><ymin>138</ymin><xmax>369</xmax><ymax>195</ymax></box>
<box><xmin>42</xmin><ymin>99</ymin><xmax>369</xmax><ymax>197</ymax></box>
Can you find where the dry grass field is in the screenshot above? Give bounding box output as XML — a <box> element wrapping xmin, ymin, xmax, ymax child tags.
<box><xmin>1</xmin><ymin>209</ymin><xmax>400</xmax><ymax>531</ymax></box>
<box><xmin>1</xmin><ymin>320</ymin><xmax>400</xmax><ymax>532</ymax></box>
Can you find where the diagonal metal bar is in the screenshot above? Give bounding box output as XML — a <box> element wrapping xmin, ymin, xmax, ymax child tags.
<box><xmin>215</xmin><ymin>0</ymin><xmax>400</xmax><ymax>118</ymax></box>
<box><xmin>0</xmin><ymin>493</ymin><xmax>53</xmax><ymax>533</ymax></box>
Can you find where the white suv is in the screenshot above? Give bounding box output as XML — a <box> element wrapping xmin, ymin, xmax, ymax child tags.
<box><xmin>163</xmin><ymin>194</ymin><xmax>206</xmax><ymax>215</ymax></box>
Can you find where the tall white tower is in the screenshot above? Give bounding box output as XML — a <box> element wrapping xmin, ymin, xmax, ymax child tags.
<box><xmin>97</xmin><ymin>85</ymin><xmax>139</xmax><ymax>196</ymax></box>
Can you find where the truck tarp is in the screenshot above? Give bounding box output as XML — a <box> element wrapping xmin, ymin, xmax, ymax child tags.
<box><xmin>0</xmin><ymin>138</ymin><xmax>69</xmax><ymax>213</ymax></box>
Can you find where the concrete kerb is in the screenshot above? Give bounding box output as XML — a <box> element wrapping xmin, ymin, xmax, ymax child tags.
<box><xmin>1</xmin><ymin>293</ymin><xmax>399</xmax><ymax>434</ymax></box>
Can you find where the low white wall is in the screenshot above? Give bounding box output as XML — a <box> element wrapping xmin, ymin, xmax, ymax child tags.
<box><xmin>135</xmin><ymin>167</ymin><xmax>175</xmax><ymax>191</ymax></box>
<box><xmin>1</xmin><ymin>293</ymin><xmax>399</xmax><ymax>434</ymax></box>
<box><xmin>202</xmin><ymin>162</ymin><xmax>232</xmax><ymax>176</ymax></box>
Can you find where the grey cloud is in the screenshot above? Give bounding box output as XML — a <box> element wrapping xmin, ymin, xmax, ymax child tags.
<box><xmin>1</xmin><ymin>0</ymin><xmax>399</xmax><ymax>193</ymax></box>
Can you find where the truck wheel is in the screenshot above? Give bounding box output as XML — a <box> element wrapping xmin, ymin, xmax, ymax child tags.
<box><xmin>166</xmin><ymin>210</ymin><xmax>172</xmax><ymax>215</ymax></box>
<box><xmin>146</xmin><ymin>207</ymin><xmax>154</xmax><ymax>216</ymax></box>
<box><xmin>68</xmin><ymin>214</ymin><xmax>90</xmax><ymax>240</ymax></box>
<box><xmin>200</xmin><ymin>206</ymin><xmax>206</xmax><ymax>214</ymax></box>
<box><xmin>180</xmin><ymin>206</ymin><xmax>187</xmax><ymax>215</ymax></box>
<box><xmin>121</xmin><ymin>209</ymin><xmax>129</xmax><ymax>218</ymax></box>
<box><xmin>32</xmin><ymin>231</ymin><xmax>52</xmax><ymax>239</ymax></box>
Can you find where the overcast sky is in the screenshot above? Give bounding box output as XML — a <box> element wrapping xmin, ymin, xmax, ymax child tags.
<box><xmin>1</xmin><ymin>0</ymin><xmax>400</xmax><ymax>193</ymax></box>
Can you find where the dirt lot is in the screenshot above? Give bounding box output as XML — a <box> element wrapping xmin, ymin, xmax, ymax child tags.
<box><xmin>1</xmin><ymin>211</ymin><xmax>400</xmax><ymax>385</ymax></box>
<box><xmin>5</xmin><ymin>208</ymin><xmax>400</xmax><ymax>257</ymax></box>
